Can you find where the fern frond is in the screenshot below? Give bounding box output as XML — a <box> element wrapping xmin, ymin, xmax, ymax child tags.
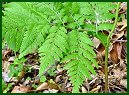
<box><xmin>19</xmin><ymin>24</ymin><xmax>50</xmax><ymax>58</ymax></box>
<box><xmin>62</xmin><ymin>30</ymin><xmax>98</xmax><ymax>93</ymax></box>
<box><xmin>2</xmin><ymin>2</ymin><xmax>118</xmax><ymax>93</ymax></box>
<box><xmin>38</xmin><ymin>27</ymin><xmax>68</xmax><ymax>77</ymax></box>
<box><xmin>74</xmin><ymin>2</ymin><xmax>116</xmax><ymax>31</ymax></box>
<box><xmin>2</xmin><ymin>2</ymin><xmax>40</xmax><ymax>52</ymax></box>
<box><xmin>2</xmin><ymin>16</ymin><xmax>25</xmax><ymax>52</ymax></box>
<box><xmin>2</xmin><ymin>2</ymin><xmax>52</xmax><ymax>55</ymax></box>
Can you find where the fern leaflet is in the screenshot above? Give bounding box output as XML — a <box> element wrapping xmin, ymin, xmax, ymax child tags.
<box><xmin>38</xmin><ymin>27</ymin><xmax>68</xmax><ymax>78</ymax></box>
<box><xmin>61</xmin><ymin>30</ymin><xmax>98</xmax><ymax>93</ymax></box>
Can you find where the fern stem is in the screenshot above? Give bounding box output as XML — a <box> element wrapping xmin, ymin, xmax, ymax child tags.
<box><xmin>95</xmin><ymin>10</ymin><xmax>99</xmax><ymax>34</ymax></box>
<box><xmin>107</xmin><ymin>2</ymin><xmax>120</xmax><ymax>45</ymax></box>
<box><xmin>104</xmin><ymin>2</ymin><xmax>120</xmax><ymax>93</ymax></box>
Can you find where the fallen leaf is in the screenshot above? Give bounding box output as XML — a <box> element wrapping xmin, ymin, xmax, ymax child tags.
<box><xmin>121</xmin><ymin>46</ymin><xmax>126</xmax><ymax>59</ymax></box>
<box><xmin>55</xmin><ymin>75</ymin><xmax>62</xmax><ymax>83</ymax></box>
<box><xmin>67</xmin><ymin>87</ymin><xmax>72</xmax><ymax>92</ymax></box>
<box><xmin>56</xmin><ymin>64</ymin><xmax>63</xmax><ymax>74</ymax></box>
<box><xmin>92</xmin><ymin>37</ymin><xmax>101</xmax><ymax>48</ymax></box>
<box><xmin>112</xmin><ymin>68</ymin><xmax>125</xmax><ymax>80</ymax></box>
<box><xmin>81</xmin><ymin>86</ymin><xmax>87</xmax><ymax>93</ymax></box>
<box><xmin>23</xmin><ymin>79</ymin><xmax>30</xmax><ymax>86</ymax></box>
<box><xmin>112</xmin><ymin>30</ymin><xmax>125</xmax><ymax>40</ymax></box>
<box><xmin>48</xmin><ymin>82</ymin><xmax>60</xmax><ymax>90</ymax></box>
<box><xmin>36</xmin><ymin>82</ymin><xmax>60</xmax><ymax>91</ymax></box>
<box><xmin>48</xmin><ymin>89</ymin><xmax>58</xmax><ymax>93</ymax></box>
<box><xmin>2</xmin><ymin>61</ymin><xmax>10</xmax><ymax>73</ymax></box>
<box><xmin>43</xmin><ymin>89</ymin><xmax>58</xmax><ymax>93</ymax></box>
<box><xmin>96</xmin><ymin>43</ymin><xmax>105</xmax><ymax>53</ymax></box>
<box><xmin>90</xmin><ymin>85</ymin><xmax>101</xmax><ymax>93</ymax></box>
<box><xmin>36</xmin><ymin>82</ymin><xmax>48</xmax><ymax>91</ymax></box>
<box><xmin>96</xmin><ymin>43</ymin><xmax>105</xmax><ymax>64</ymax></box>
<box><xmin>117</xmin><ymin>19</ymin><xmax>127</xmax><ymax>31</ymax></box>
<box><xmin>120</xmin><ymin>79</ymin><xmax>127</xmax><ymax>89</ymax></box>
<box><xmin>110</xmin><ymin>42</ymin><xmax>122</xmax><ymax>63</ymax></box>
<box><xmin>2</xmin><ymin>72</ymin><xmax>11</xmax><ymax>82</ymax></box>
<box><xmin>8</xmin><ymin>56</ymin><xmax>15</xmax><ymax>62</ymax></box>
<box><xmin>2</xmin><ymin>49</ymin><xmax>11</xmax><ymax>59</ymax></box>
<box><xmin>11</xmin><ymin>86</ymin><xmax>31</xmax><ymax>93</ymax></box>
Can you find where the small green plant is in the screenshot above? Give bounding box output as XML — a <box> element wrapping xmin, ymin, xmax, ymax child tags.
<box><xmin>2</xmin><ymin>2</ymin><xmax>120</xmax><ymax>93</ymax></box>
<box><xmin>2</xmin><ymin>79</ymin><xmax>7</xmax><ymax>91</ymax></box>
<box><xmin>3</xmin><ymin>83</ymin><xmax>12</xmax><ymax>93</ymax></box>
<box><xmin>9</xmin><ymin>58</ymin><xmax>26</xmax><ymax>78</ymax></box>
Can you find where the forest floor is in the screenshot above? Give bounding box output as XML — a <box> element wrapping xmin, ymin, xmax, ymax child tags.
<box><xmin>2</xmin><ymin>2</ymin><xmax>127</xmax><ymax>93</ymax></box>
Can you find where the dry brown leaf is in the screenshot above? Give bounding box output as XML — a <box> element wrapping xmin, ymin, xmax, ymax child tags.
<box><xmin>48</xmin><ymin>82</ymin><xmax>60</xmax><ymax>90</ymax></box>
<box><xmin>67</xmin><ymin>87</ymin><xmax>72</xmax><ymax>92</ymax></box>
<box><xmin>36</xmin><ymin>82</ymin><xmax>60</xmax><ymax>91</ymax></box>
<box><xmin>109</xmin><ymin>42</ymin><xmax>122</xmax><ymax>63</ymax></box>
<box><xmin>11</xmin><ymin>86</ymin><xmax>31</xmax><ymax>93</ymax></box>
<box><xmin>90</xmin><ymin>85</ymin><xmax>101</xmax><ymax>93</ymax></box>
<box><xmin>117</xmin><ymin>19</ymin><xmax>127</xmax><ymax>26</ymax></box>
<box><xmin>55</xmin><ymin>75</ymin><xmax>62</xmax><ymax>83</ymax></box>
<box><xmin>119</xmin><ymin>59</ymin><xmax>126</xmax><ymax>69</ymax></box>
<box><xmin>81</xmin><ymin>86</ymin><xmax>87</xmax><ymax>93</ymax></box>
<box><xmin>112</xmin><ymin>30</ymin><xmax>125</xmax><ymax>40</ymax></box>
<box><xmin>2</xmin><ymin>61</ymin><xmax>10</xmax><ymax>73</ymax></box>
<box><xmin>65</xmin><ymin>82</ymin><xmax>71</xmax><ymax>88</ymax></box>
<box><xmin>120</xmin><ymin>79</ymin><xmax>127</xmax><ymax>89</ymax></box>
<box><xmin>110</xmin><ymin>47</ymin><xmax>118</xmax><ymax>63</ymax></box>
<box><xmin>121</xmin><ymin>46</ymin><xmax>126</xmax><ymax>59</ymax></box>
<box><xmin>43</xmin><ymin>89</ymin><xmax>58</xmax><ymax>93</ymax></box>
<box><xmin>112</xmin><ymin>68</ymin><xmax>125</xmax><ymax>80</ymax></box>
<box><xmin>8</xmin><ymin>56</ymin><xmax>15</xmax><ymax>62</ymax></box>
<box><xmin>96</xmin><ymin>43</ymin><xmax>105</xmax><ymax>52</ymax></box>
<box><xmin>23</xmin><ymin>79</ymin><xmax>30</xmax><ymax>86</ymax></box>
<box><xmin>2</xmin><ymin>49</ymin><xmax>11</xmax><ymax>58</ymax></box>
<box><xmin>2</xmin><ymin>72</ymin><xmax>11</xmax><ymax>82</ymax></box>
<box><xmin>117</xmin><ymin>18</ymin><xmax>127</xmax><ymax>31</ymax></box>
<box><xmin>92</xmin><ymin>37</ymin><xmax>101</xmax><ymax>48</ymax></box>
<box><xmin>96</xmin><ymin>44</ymin><xmax>105</xmax><ymax>63</ymax></box>
<box><xmin>121</xmin><ymin>2</ymin><xmax>127</xmax><ymax>10</ymax></box>
<box><xmin>48</xmin><ymin>89</ymin><xmax>58</xmax><ymax>93</ymax></box>
<box><xmin>36</xmin><ymin>82</ymin><xmax>48</xmax><ymax>91</ymax></box>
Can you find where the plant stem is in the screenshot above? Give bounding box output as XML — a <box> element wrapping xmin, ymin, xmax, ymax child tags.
<box><xmin>104</xmin><ymin>2</ymin><xmax>120</xmax><ymax>93</ymax></box>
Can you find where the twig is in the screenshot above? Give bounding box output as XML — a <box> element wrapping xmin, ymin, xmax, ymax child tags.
<box><xmin>111</xmin><ymin>39</ymin><xmax>127</xmax><ymax>43</ymax></box>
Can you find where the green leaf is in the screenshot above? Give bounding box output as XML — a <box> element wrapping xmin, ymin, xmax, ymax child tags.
<box><xmin>40</xmin><ymin>76</ymin><xmax>46</xmax><ymax>82</ymax></box>
<box><xmin>95</xmin><ymin>31</ymin><xmax>108</xmax><ymax>46</ymax></box>
<box><xmin>62</xmin><ymin>31</ymin><xmax>98</xmax><ymax>93</ymax></box>
<box><xmin>38</xmin><ymin>27</ymin><xmax>68</xmax><ymax>77</ymax></box>
<box><xmin>2</xmin><ymin>79</ymin><xmax>7</xmax><ymax>91</ymax></box>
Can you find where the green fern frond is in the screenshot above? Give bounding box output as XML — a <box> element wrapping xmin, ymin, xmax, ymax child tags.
<box><xmin>2</xmin><ymin>2</ymin><xmax>40</xmax><ymax>52</ymax></box>
<box><xmin>77</xmin><ymin>2</ymin><xmax>116</xmax><ymax>31</ymax></box>
<box><xmin>2</xmin><ymin>16</ymin><xmax>25</xmax><ymax>52</ymax></box>
<box><xmin>19</xmin><ymin>24</ymin><xmax>50</xmax><ymax>58</ymax></box>
<box><xmin>62</xmin><ymin>30</ymin><xmax>98</xmax><ymax>93</ymax></box>
<box><xmin>2</xmin><ymin>2</ymin><xmax>118</xmax><ymax>93</ymax></box>
<box><xmin>38</xmin><ymin>27</ymin><xmax>68</xmax><ymax>77</ymax></box>
<box><xmin>2</xmin><ymin>2</ymin><xmax>52</xmax><ymax>54</ymax></box>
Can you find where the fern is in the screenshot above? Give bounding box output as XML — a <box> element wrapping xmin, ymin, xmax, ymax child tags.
<box><xmin>61</xmin><ymin>30</ymin><xmax>98</xmax><ymax>93</ymax></box>
<box><xmin>2</xmin><ymin>2</ymin><xmax>117</xmax><ymax>93</ymax></box>
<box><xmin>38</xmin><ymin>26</ymin><xmax>68</xmax><ymax>76</ymax></box>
